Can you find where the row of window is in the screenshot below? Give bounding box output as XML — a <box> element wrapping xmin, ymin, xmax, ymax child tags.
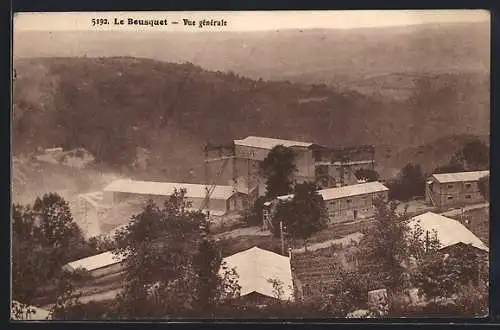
<box><xmin>446</xmin><ymin>194</ymin><xmax>473</xmax><ymax>200</ymax></box>
<box><xmin>446</xmin><ymin>183</ymin><xmax>473</xmax><ymax>189</ymax></box>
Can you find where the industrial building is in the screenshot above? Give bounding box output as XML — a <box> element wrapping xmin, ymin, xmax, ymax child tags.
<box><xmin>409</xmin><ymin>212</ymin><xmax>489</xmax><ymax>254</ymax></box>
<box><xmin>103</xmin><ymin>179</ymin><xmax>248</xmax><ymax>216</ymax></box>
<box><xmin>221</xmin><ymin>246</ymin><xmax>294</xmax><ymax>303</ymax></box>
<box><xmin>63</xmin><ymin>251</ymin><xmax>126</xmax><ymax>278</ymax></box>
<box><xmin>263</xmin><ymin>181</ymin><xmax>389</xmax><ymax>228</ymax></box>
<box><xmin>205</xmin><ymin>136</ymin><xmax>376</xmax><ymax>198</ymax></box>
<box><xmin>425</xmin><ymin>170</ymin><xmax>489</xmax><ymax>208</ymax></box>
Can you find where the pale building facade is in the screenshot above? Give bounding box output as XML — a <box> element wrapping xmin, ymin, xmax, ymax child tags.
<box><xmin>263</xmin><ymin>181</ymin><xmax>389</xmax><ymax>229</ymax></box>
<box><xmin>425</xmin><ymin>171</ymin><xmax>489</xmax><ymax>208</ymax></box>
<box><xmin>102</xmin><ymin>179</ymin><xmax>248</xmax><ymax>216</ymax></box>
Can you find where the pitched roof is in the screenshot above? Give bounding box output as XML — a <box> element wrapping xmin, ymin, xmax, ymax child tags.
<box><xmin>409</xmin><ymin>212</ymin><xmax>488</xmax><ymax>252</ymax></box>
<box><xmin>103</xmin><ymin>179</ymin><xmax>239</xmax><ymax>200</ymax></box>
<box><xmin>234</xmin><ymin>136</ymin><xmax>314</xmax><ymax>150</ymax></box>
<box><xmin>11</xmin><ymin>301</ymin><xmax>51</xmax><ymax>320</ymax></box>
<box><xmin>222</xmin><ymin>246</ymin><xmax>294</xmax><ymax>301</ymax></box>
<box><xmin>65</xmin><ymin>251</ymin><xmax>126</xmax><ymax>272</ymax></box>
<box><xmin>276</xmin><ymin>181</ymin><xmax>388</xmax><ymax>202</ymax></box>
<box><xmin>432</xmin><ymin>170</ymin><xmax>489</xmax><ymax>184</ymax></box>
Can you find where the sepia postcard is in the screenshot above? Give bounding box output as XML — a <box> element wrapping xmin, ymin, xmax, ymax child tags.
<box><xmin>11</xmin><ymin>10</ymin><xmax>490</xmax><ymax>320</ymax></box>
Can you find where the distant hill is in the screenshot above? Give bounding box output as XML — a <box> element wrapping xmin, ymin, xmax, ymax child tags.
<box><xmin>13</xmin><ymin>22</ymin><xmax>489</xmax><ymax>89</ymax></box>
<box><xmin>12</xmin><ymin>56</ymin><xmax>489</xmax><ymax>182</ymax></box>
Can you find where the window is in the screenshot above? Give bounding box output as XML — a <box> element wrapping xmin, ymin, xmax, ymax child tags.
<box><xmin>447</xmin><ymin>196</ymin><xmax>453</xmax><ymax>200</ymax></box>
<box><xmin>465</xmin><ymin>195</ymin><xmax>472</xmax><ymax>199</ymax></box>
<box><xmin>346</xmin><ymin>199</ymin><xmax>352</xmax><ymax>204</ymax></box>
<box><xmin>447</xmin><ymin>184</ymin><xmax>454</xmax><ymax>189</ymax></box>
<box><xmin>465</xmin><ymin>183</ymin><xmax>472</xmax><ymax>189</ymax></box>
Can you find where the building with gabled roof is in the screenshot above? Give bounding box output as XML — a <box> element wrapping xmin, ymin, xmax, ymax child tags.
<box><xmin>425</xmin><ymin>170</ymin><xmax>489</xmax><ymax>208</ymax></box>
<box><xmin>221</xmin><ymin>246</ymin><xmax>294</xmax><ymax>303</ymax></box>
<box><xmin>409</xmin><ymin>212</ymin><xmax>488</xmax><ymax>253</ymax></box>
<box><xmin>63</xmin><ymin>251</ymin><xmax>126</xmax><ymax>278</ymax></box>
<box><xmin>263</xmin><ymin>181</ymin><xmax>388</xmax><ymax>229</ymax></box>
<box><xmin>231</xmin><ymin>136</ymin><xmax>376</xmax><ymax>194</ymax></box>
<box><xmin>102</xmin><ymin>179</ymin><xmax>248</xmax><ymax>215</ymax></box>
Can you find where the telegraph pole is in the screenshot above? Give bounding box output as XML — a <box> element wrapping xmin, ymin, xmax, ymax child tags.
<box><xmin>204</xmin><ymin>145</ymin><xmax>210</xmax><ymax>220</ymax></box>
<box><xmin>280</xmin><ymin>220</ymin><xmax>285</xmax><ymax>255</ymax></box>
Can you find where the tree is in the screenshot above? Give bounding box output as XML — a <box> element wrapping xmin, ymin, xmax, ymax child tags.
<box><xmin>272</xmin><ymin>182</ymin><xmax>328</xmax><ymax>246</ymax></box>
<box><xmin>478</xmin><ymin>174</ymin><xmax>489</xmax><ymax>201</ymax></box>
<box><xmin>433</xmin><ymin>163</ymin><xmax>465</xmax><ymax>174</ymax></box>
<box><xmin>113</xmin><ymin>189</ymin><xmax>240</xmax><ymax>318</ymax></box>
<box><xmin>12</xmin><ymin>195</ymin><xmax>103</xmax><ymax>311</ymax></box>
<box><xmin>455</xmin><ymin>140</ymin><xmax>489</xmax><ymax>171</ymax></box>
<box><xmin>242</xmin><ymin>196</ymin><xmax>266</xmax><ymax>227</ymax></box>
<box><xmin>12</xmin><ymin>203</ymin><xmax>60</xmax><ymax>305</ymax></box>
<box><xmin>388</xmin><ymin>163</ymin><xmax>425</xmax><ymax>201</ymax></box>
<box><xmin>260</xmin><ymin>145</ymin><xmax>297</xmax><ymax>199</ymax></box>
<box><xmin>192</xmin><ymin>232</ymin><xmax>241</xmax><ymax>315</ymax></box>
<box><xmin>50</xmin><ymin>269</ymin><xmax>89</xmax><ymax>320</ymax></box>
<box><xmin>355</xmin><ymin>168</ymin><xmax>380</xmax><ymax>182</ymax></box>
<box><xmin>357</xmin><ymin>199</ymin><xmax>412</xmax><ymax>291</ymax></box>
<box><xmin>32</xmin><ymin>193</ymin><xmax>82</xmax><ymax>249</ymax></box>
<box><xmin>414</xmin><ymin>246</ymin><xmax>487</xmax><ymax>307</ymax></box>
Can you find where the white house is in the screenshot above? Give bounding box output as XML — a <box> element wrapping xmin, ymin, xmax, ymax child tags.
<box><xmin>409</xmin><ymin>212</ymin><xmax>488</xmax><ymax>253</ymax></box>
<box><xmin>221</xmin><ymin>246</ymin><xmax>294</xmax><ymax>302</ymax></box>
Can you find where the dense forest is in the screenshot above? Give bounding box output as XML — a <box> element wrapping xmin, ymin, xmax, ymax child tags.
<box><xmin>13</xmin><ymin>57</ymin><xmax>489</xmax><ymax>175</ymax></box>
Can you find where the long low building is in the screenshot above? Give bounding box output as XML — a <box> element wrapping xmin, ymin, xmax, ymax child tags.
<box><xmin>425</xmin><ymin>170</ymin><xmax>489</xmax><ymax>208</ymax></box>
<box><xmin>103</xmin><ymin>179</ymin><xmax>248</xmax><ymax>215</ymax></box>
<box><xmin>263</xmin><ymin>181</ymin><xmax>389</xmax><ymax>228</ymax></box>
<box><xmin>221</xmin><ymin>246</ymin><xmax>294</xmax><ymax>304</ymax></box>
<box><xmin>409</xmin><ymin>212</ymin><xmax>488</xmax><ymax>253</ymax></box>
<box><xmin>63</xmin><ymin>251</ymin><xmax>126</xmax><ymax>278</ymax></box>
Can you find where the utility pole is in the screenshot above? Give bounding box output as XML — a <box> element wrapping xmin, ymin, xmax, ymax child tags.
<box><xmin>204</xmin><ymin>145</ymin><xmax>210</xmax><ymax>221</ymax></box>
<box><xmin>280</xmin><ymin>220</ymin><xmax>285</xmax><ymax>255</ymax></box>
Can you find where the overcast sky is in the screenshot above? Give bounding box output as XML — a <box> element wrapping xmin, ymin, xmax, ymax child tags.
<box><xmin>14</xmin><ymin>10</ymin><xmax>490</xmax><ymax>32</ymax></box>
